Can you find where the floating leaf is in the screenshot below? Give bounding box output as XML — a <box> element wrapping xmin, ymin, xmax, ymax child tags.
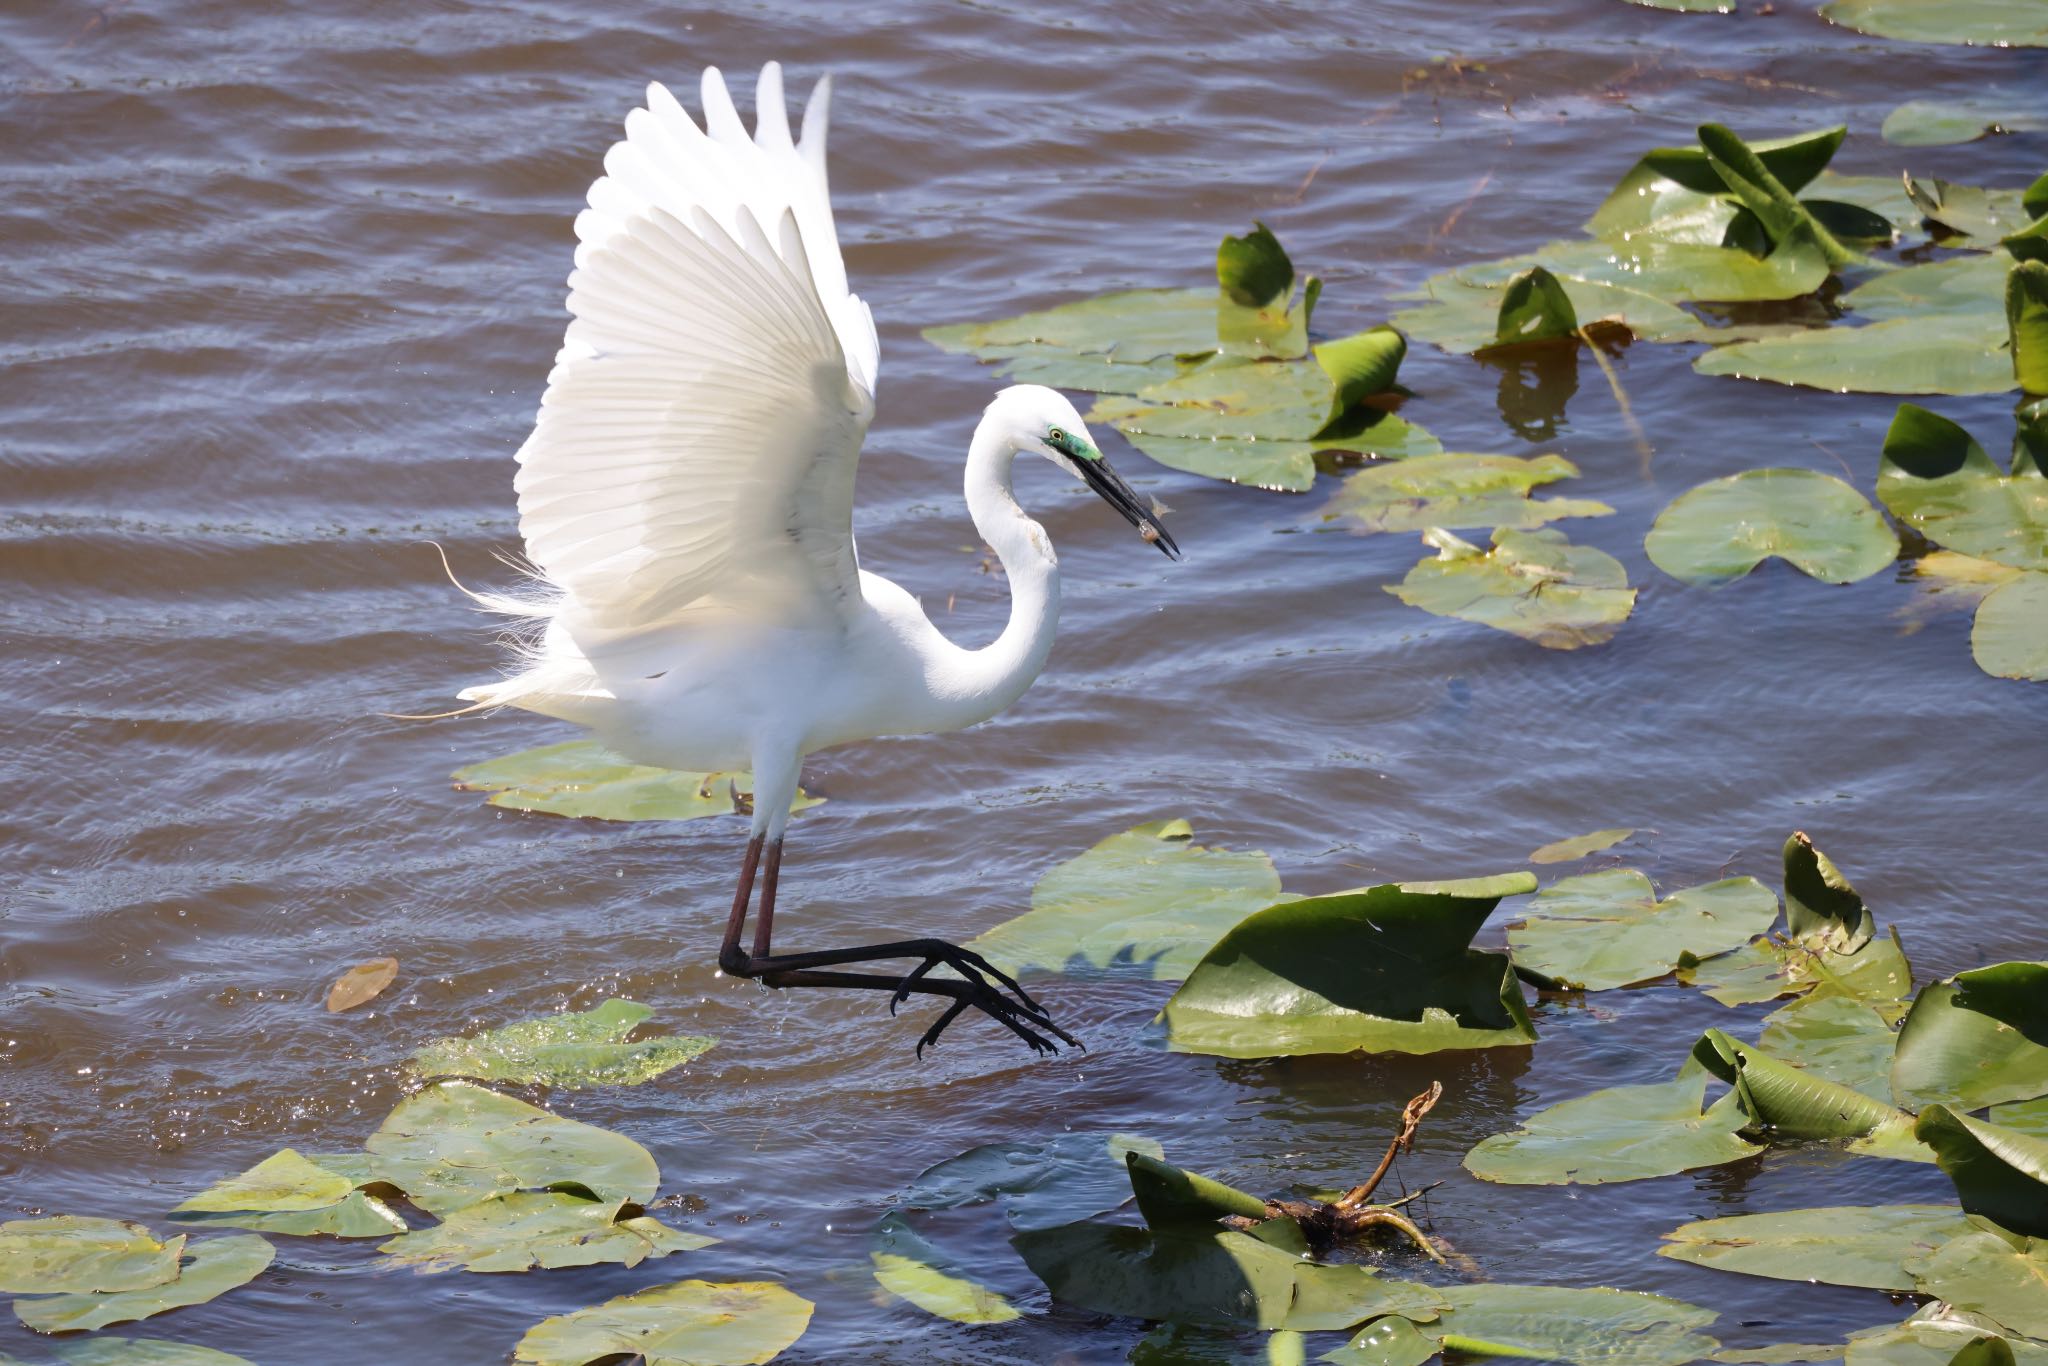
<box><xmin>453</xmin><ymin>741</ymin><xmax>820</xmax><ymax>823</ymax></box>
<box><xmin>1529</xmin><ymin>828</ymin><xmax>1635</xmax><ymax>864</ymax></box>
<box><xmin>176</xmin><ymin>1149</ymin><xmax>354</xmax><ymax>1215</ymax></box>
<box><xmin>1757</xmin><ymin>992</ymin><xmax>1898</xmax><ymax>1096</ymax></box>
<box><xmin>1698</xmin><ymin>124</ymin><xmax>1858</xmax><ymax>268</ymax></box>
<box><xmin>408</xmin><ymin>999</ymin><xmax>714</xmax><ymax>1090</ymax></box>
<box><xmin>1893</xmin><ymin>963</ymin><xmax>2048</xmax><ymax>1110</ymax></box>
<box><xmin>2011</xmin><ymin>261</ymin><xmax>2048</xmax><ymax>393</ymax></box>
<box><xmin>1658</xmin><ymin>1205</ymin><xmax>1976</xmax><ymax>1291</ymax></box>
<box><xmin>48</xmin><ymin>1342</ymin><xmax>259</xmax><ymax>1365</ymax></box>
<box><xmin>1784</xmin><ymin>831</ymin><xmax>1874</xmax><ymax>951</ymax></box>
<box><xmin>326</xmin><ymin>957</ymin><xmax>398</xmax><ymax>1013</ymax></box>
<box><xmin>1693</xmin><ymin>314</ymin><xmax>2013</xmax><ymax>396</ymax></box>
<box><xmin>1646</xmin><ymin>470</ymin><xmax>1898</xmax><ymax>586</ymax></box>
<box><xmin>1824</xmin><ymin>0</ymin><xmax>2048</xmax><ymax>46</ymax></box>
<box><xmin>362</xmin><ymin>1081</ymin><xmax>658</xmax><ymax>1215</ymax></box>
<box><xmin>899</xmin><ymin>1132</ymin><xmax>1164</xmax><ymax>1232</ymax></box>
<box><xmin>1437</xmin><ymin>234</ymin><xmax>1830</xmax><ymax>307</ymax></box>
<box><xmin>1508</xmin><ymin>869</ymin><xmax>1779</xmax><ymax>991</ymax></box>
<box><xmin>1693</xmin><ymin>1028</ymin><xmax>1923</xmax><ymax>1154</ymax></box>
<box><xmin>1131</xmin><ymin>1324</ymin><xmax>1308</xmax><ymax>1365</ymax></box>
<box><xmin>377</xmin><ymin>1189</ymin><xmax>709</xmax><ymax>1274</ymax></box>
<box><xmin>1883</xmin><ymin>99</ymin><xmax>2046</xmax><ymax>147</ymax></box>
<box><xmin>1905</xmin><ymin>178</ymin><xmax>2038</xmax><ymax>245</ymax></box>
<box><xmin>1970</xmin><ymin>570</ymin><xmax>2048</xmax><ymax>680</ymax></box>
<box><xmin>1915</xmin><ymin>1106</ymin><xmax>2048</xmax><ymax>1236</ymax></box>
<box><xmin>1585</xmin><ymin>128</ymin><xmax>1844</xmax><ymax>245</ymax></box>
<box><xmin>1387</xmin><ymin>527</ymin><xmax>1636</xmax><ymax>650</ymax></box>
<box><xmin>1463</xmin><ymin>1059</ymin><xmax>1761</xmax><ymax>1186</ymax></box>
<box><xmin>15</xmin><ymin>1235</ymin><xmax>273</xmax><ymax>1335</ymax></box>
<box><xmin>1879</xmin><ymin>405</ymin><xmax>2048</xmax><ymax>570</ymax></box>
<box><xmin>1334</xmin><ymin>1284</ymin><xmax>1721</xmax><ymax>1366</ymax></box>
<box><xmin>1161</xmin><ymin>874</ymin><xmax>1539</xmax><ymax>1059</ymax></box>
<box><xmin>512</xmin><ymin>1279</ymin><xmax>814</xmax><ymax>1366</ymax></box>
<box><xmin>1904</xmin><ymin>1230</ymin><xmax>2048</xmax><ymax>1340</ymax></box>
<box><xmin>966</xmin><ymin>821</ymin><xmax>1285</xmax><ymax>983</ymax></box>
<box><xmin>1127</xmin><ymin>1153</ymin><xmax>1272</xmax><ymax>1229</ymax></box>
<box><xmin>1093</xmin><ymin>395</ymin><xmax>1438</xmax><ymax>493</ymax></box>
<box><xmin>1680</xmin><ymin>926</ymin><xmax>1913</xmax><ymax>1010</ymax></box>
<box><xmin>1326</xmin><ymin>453</ymin><xmax>1613</xmax><ymax>535</ymax></box>
<box><xmin>170</xmin><ymin>1189</ymin><xmax>406</xmax><ymax>1240</ymax></box>
<box><xmin>0</xmin><ymin>1219</ymin><xmax>183</xmax><ymax>1296</ymax></box>
<box><xmin>1392</xmin><ymin>274</ymin><xmax>1696</xmax><ymax>355</ymax></box>
<box><xmin>1847</xmin><ymin>1315</ymin><xmax>2048</xmax><ymax>1366</ymax></box>
<box><xmin>867</xmin><ymin>1212</ymin><xmax>1021</xmax><ymax>1325</ymax></box>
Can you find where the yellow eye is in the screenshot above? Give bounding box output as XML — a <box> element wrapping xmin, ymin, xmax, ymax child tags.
<box><xmin>1048</xmin><ymin>427</ymin><xmax>1065</xmax><ymax>444</ymax></box>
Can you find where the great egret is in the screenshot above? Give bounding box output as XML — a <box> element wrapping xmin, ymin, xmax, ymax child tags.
<box><xmin>445</xmin><ymin>64</ymin><xmax>1179</xmax><ymax>1055</ymax></box>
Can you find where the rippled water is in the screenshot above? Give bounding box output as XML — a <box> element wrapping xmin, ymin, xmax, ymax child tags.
<box><xmin>3</xmin><ymin>1</ymin><xmax>2045</xmax><ymax>1360</ymax></box>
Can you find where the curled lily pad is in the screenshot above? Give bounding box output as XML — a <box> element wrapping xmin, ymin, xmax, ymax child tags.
<box><xmin>1529</xmin><ymin>828</ymin><xmax>1634</xmax><ymax>864</ymax></box>
<box><xmin>868</xmin><ymin>1212</ymin><xmax>1021</xmax><ymax>1325</ymax></box>
<box><xmin>1904</xmin><ymin>1230</ymin><xmax>2048</xmax><ymax>1340</ymax></box>
<box><xmin>1905</xmin><ymin>178</ymin><xmax>2038</xmax><ymax>245</ymax></box>
<box><xmin>1823</xmin><ymin>0</ymin><xmax>2048</xmax><ymax>45</ymax></box>
<box><xmin>409</xmin><ymin>998</ymin><xmax>714</xmax><ymax>1090</ymax></box>
<box><xmin>512</xmin><ymin>1279</ymin><xmax>814</xmax><ymax>1366</ymax></box>
<box><xmin>363</xmin><ymin>1081</ymin><xmax>658</xmax><ymax>1215</ymax></box>
<box><xmin>1127</xmin><ymin>1153</ymin><xmax>1270</xmax><ymax>1228</ymax></box>
<box><xmin>0</xmin><ymin>1218</ymin><xmax>183</xmax><ymax>1296</ymax></box>
<box><xmin>1463</xmin><ymin>1058</ymin><xmax>1761</xmax><ymax>1186</ymax></box>
<box><xmin>1325</xmin><ymin>453</ymin><xmax>1613</xmax><ymax>535</ymax></box>
<box><xmin>1160</xmin><ymin>874</ymin><xmax>1539</xmax><ymax>1059</ymax></box>
<box><xmin>1883</xmin><ymin>99</ymin><xmax>2046</xmax><ymax>147</ymax></box>
<box><xmin>1508</xmin><ymin>869</ymin><xmax>1779</xmax><ymax>991</ymax></box>
<box><xmin>453</xmin><ymin>741</ymin><xmax>819</xmax><ymax>823</ymax></box>
<box><xmin>1586</xmin><ymin>127</ymin><xmax>1842</xmax><ymax>246</ymax></box>
<box><xmin>1335</xmin><ymin>1285</ymin><xmax>1721</xmax><ymax>1366</ymax></box>
<box><xmin>1784</xmin><ymin>831</ymin><xmax>1873</xmax><ymax>950</ymax></box>
<box><xmin>1845</xmin><ymin>1311</ymin><xmax>2048</xmax><ymax>1366</ymax></box>
<box><xmin>1658</xmin><ymin>1205</ymin><xmax>1977</xmax><ymax>1291</ymax></box>
<box><xmin>171</xmin><ymin>1189</ymin><xmax>405</xmax><ymax>1240</ymax></box>
<box><xmin>15</xmin><ymin>1234</ymin><xmax>274</xmax><ymax>1335</ymax></box>
<box><xmin>1646</xmin><ymin>470</ymin><xmax>1898</xmax><ymax>586</ymax></box>
<box><xmin>1698</xmin><ymin>124</ymin><xmax>1859</xmax><ymax>268</ymax></box>
<box><xmin>378</xmin><ymin>1190</ymin><xmax>709</xmax><ymax>1274</ymax></box>
<box><xmin>1693</xmin><ymin>1028</ymin><xmax>1924</xmax><ymax>1155</ymax></box>
<box><xmin>1915</xmin><ymin>1106</ymin><xmax>2048</xmax><ymax>1236</ymax></box>
<box><xmin>966</xmin><ymin>821</ymin><xmax>1285</xmax><ymax>983</ymax></box>
<box><xmin>1386</xmin><ymin>527</ymin><xmax>1636</xmax><ymax>650</ymax></box>
<box><xmin>1879</xmin><ymin>405</ymin><xmax>2048</xmax><ymax>570</ymax></box>
<box><xmin>1893</xmin><ymin>963</ymin><xmax>2048</xmax><ymax>1110</ymax></box>
<box><xmin>2012</xmin><ymin>262</ymin><xmax>2048</xmax><ymax>393</ymax></box>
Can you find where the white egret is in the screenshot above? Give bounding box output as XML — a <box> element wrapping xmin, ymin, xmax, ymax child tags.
<box><xmin>444</xmin><ymin>63</ymin><xmax>1179</xmax><ymax>1055</ymax></box>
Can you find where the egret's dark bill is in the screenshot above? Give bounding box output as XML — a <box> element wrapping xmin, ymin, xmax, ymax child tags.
<box><xmin>1080</xmin><ymin>455</ymin><xmax>1181</xmax><ymax>559</ymax></box>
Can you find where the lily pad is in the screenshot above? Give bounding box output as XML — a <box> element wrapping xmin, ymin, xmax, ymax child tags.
<box><xmin>0</xmin><ymin>1219</ymin><xmax>183</xmax><ymax>1296</ymax></box>
<box><xmin>453</xmin><ymin>741</ymin><xmax>819</xmax><ymax>823</ymax></box>
<box><xmin>868</xmin><ymin>1212</ymin><xmax>1021</xmax><ymax>1325</ymax></box>
<box><xmin>899</xmin><ymin>1132</ymin><xmax>1165</xmax><ymax>1233</ymax></box>
<box><xmin>1698</xmin><ymin>125</ymin><xmax>1860</xmax><ymax>268</ymax></box>
<box><xmin>1386</xmin><ymin>527</ymin><xmax>1636</xmax><ymax>650</ymax></box>
<box><xmin>409</xmin><ymin>999</ymin><xmax>715</xmax><ymax>1090</ymax></box>
<box><xmin>176</xmin><ymin>1149</ymin><xmax>353</xmax><ymax>1215</ymax></box>
<box><xmin>1693</xmin><ymin>1028</ymin><xmax>1923</xmax><ymax>1154</ymax></box>
<box><xmin>1646</xmin><ymin>470</ymin><xmax>1898</xmax><ymax>585</ymax></box>
<box><xmin>1529</xmin><ymin>827</ymin><xmax>1635</xmax><ymax>864</ymax></box>
<box><xmin>1784</xmin><ymin>830</ymin><xmax>1874</xmax><ymax>951</ymax></box>
<box><xmin>170</xmin><ymin>1189</ymin><xmax>406</xmax><ymax>1240</ymax></box>
<box><xmin>1992</xmin><ymin>1099</ymin><xmax>2048</xmax><ymax>1139</ymax></box>
<box><xmin>1334</xmin><ymin>1284</ymin><xmax>1721</xmax><ymax>1366</ymax></box>
<box><xmin>1915</xmin><ymin>1106</ymin><xmax>2048</xmax><ymax>1236</ymax></box>
<box><xmin>1758</xmin><ymin>992</ymin><xmax>1899</xmax><ymax>1097</ymax></box>
<box><xmin>1658</xmin><ymin>1205</ymin><xmax>1977</xmax><ymax>1291</ymax></box>
<box><xmin>1326</xmin><ymin>452</ymin><xmax>1613</xmax><ymax>535</ymax></box>
<box><xmin>1392</xmin><ymin>273</ymin><xmax>1696</xmax><ymax>355</ymax></box>
<box><xmin>1847</xmin><ymin>1315</ymin><xmax>2048</xmax><ymax>1366</ymax></box>
<box><xmin>512</xmin><ymin>1279</ymin><xmax>814</xmax><ymax>1366</ymax></box>
<box><xmin>15</xmin><ymin>1234</ymin><xmax>274</xmax><ymax>1335</ymax></box>
<box><xmin>1463</xmin><ymin>1058</ymin><xmax>1761</xmax><ymax>1186</ymax></box>
<box><xmin>1693</xmin><ymin>314</ymin><xmax>2014</xmax><ymax>396</ymax></box>
<box><xmin>1905</xmin><ymin>178</ymin><xmax>2039</xmax><ymax>244</ymax></box>
<box><xmin>1508</xmin><ymin>869</ymin><xmax>1779</xmax><ymax>991</ymax></box>
<box><xmin>1904</xmin><ymin>1230</ymin><xmax>2048</xmax><ymax>1339</ymax></box>
<box><xmin>2011</xmin><ymin>261</ymin><xmax>2048</xmax><ymax>392</ymax></box>
<box><xmin>966</xmin><ymin>821</ymin><xmax>1285</xmax><ymax>983</ymax></box>
<box><xmin>377</xmin><ymin>1190</ymin><xmax>711</xmax><ymax>1274</ymax></box>
<box><xmin>1893</xmin><ymin>963</ymin><xmax>2048</xmax><ymax>1110</ymax></box>
<box><xmin>1883</xmin><ymin>99</ymin><xmax>2046</xmax><ymax>147</ymax></box>
<box><xmin>1970</xmin><ymin>570</ymin><xmax>2048</xmax><ymax>680</ymax></box>
<box><xmin>47</xmin><ymin>1343</ymin><xmax>260</xmax><ymax>1366</ymax></box>
<box><xmin>1438</xmin><ymin>234</ymin><xmax>1830</xmax><ymax>306</ymax></box>
<box><xmin>1680</xmin><ymin>927</ymin><xmax>1913</xmax><ymax>1010</ymax></box>
<box><xmin>1160</xmin><ymin>873</ymin><xmax>1539</xmax><ymax>1059</ymax></box>
<box><xmin>1823</xmin><ymin>0</ymin><xmax>2048</xmax><ymax>45</ymax></box>
<box><xmin>1879</xmin><ymin>404</ymin><xmax>2048</xmax><ymax>569</ymax></box>
<box><xmin>362</xmin><ymin>1081</ymin><xmax>659</xmax><ymax>1215</ymax></box>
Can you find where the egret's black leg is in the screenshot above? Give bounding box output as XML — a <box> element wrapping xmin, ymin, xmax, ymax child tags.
<box><xmin>754</xmin><ymin>967</ymin><xmax>1072</xmax><ymax>1057</ymax></box>
<box><xmin>717</xmin><ymin>835</ymin><xmax>766</xmax><ymax>977</ymax></box>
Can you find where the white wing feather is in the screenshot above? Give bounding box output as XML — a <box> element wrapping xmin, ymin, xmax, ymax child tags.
<box><xmin>511</xmin><ymin>64</ymin><xmax>878</xmax><ymax>656</ymax></box>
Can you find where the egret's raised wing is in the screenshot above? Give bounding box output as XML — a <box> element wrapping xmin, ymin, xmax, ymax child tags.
<box><xmin>514</xmin><ymin>65</ymin><xmax>879</xmax><ymax>646</ymax></box>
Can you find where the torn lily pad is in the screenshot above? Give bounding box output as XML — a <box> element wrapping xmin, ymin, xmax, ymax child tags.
<box><xmin>1646</xmin><ymin>470</ymin><xmax>1898</xmax><ymax>586</ymax></box>
<box><xmin>868</xmin><ymin>1211</ymin><xmax>1021</xmax><ymax>1325</ymax></box>
<box><xmin>1658</xmin><ymin>1205</ymin><xmax>1976</xmax><ymax>1292</ymax></box>
<box><xmin>1892</xmin><ymin>962</ymin><xmax>2048</xmax><ymax>1110</ymax></box>
<box><xmin>1463</xmin><ymin>1058</ymin><xmax>1761</xmax><ymax>1186</ymax></box>
<box><xmin>1161</xmin><ymin>873</ymin><xmax>1539</xmax><ymax>1059</ymax></box>
<box><xmin>0</xmin><ymin>1218</ymin><xmax>183</xmax><ymax>1296</ymax></box>
<box><xmin>512</xmin><ymin>1279</ymin><xmax>814</xmax><ymax>1366</ymax></box>
<box><xmin>15</xmin><ymin>1234</ymin><xmax>274</xmax><ymax>1335</ymax></box>
<box><xmin>453</xmin><ymin>740</ymin><xmax>820</xmax><ymax>823</ymax></box>
<box><xmin>1386</xmin><ymin>527</ymin><xmax>1636</xmax><ymax>650</ymax></box>
<box><xmin>378</xmin><ymin>1189</ymin><xmax>710</xmax><ymax>1274</ymax></box>
<box><xmin>408</xmin><ymin>998</ymin><xmax>714</xmax><ymax>1090</ymax></box>
<box><xmin>1507</xmin><ymin>869</ymin><xmax>1778</xmax><ymax>991</ymax></box>
<box><xmin>1333</xmin><ymin>1284</ymin><xmax>1721</xmax><ymax>1366</ymax></box>
<box><xmin>965</xmin><ymin>820</ymin><xmax>1285</xmax><ymax>983</ymax></box>
<box><xmin>1325</xmin><ymin>452</ymin><xmax>1613</xmax><ymax>535</ymax></box>
<box><xmin>1915</xmin><ymin>1105</ymin><xmax>2048</xmax><ymax>1236</ymax></box>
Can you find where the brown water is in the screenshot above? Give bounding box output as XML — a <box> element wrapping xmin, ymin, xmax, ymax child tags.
<box><xmin>3</xmin><ymin>1</ymin><xmax>2045</xmax><ymax>1360</ymax></box>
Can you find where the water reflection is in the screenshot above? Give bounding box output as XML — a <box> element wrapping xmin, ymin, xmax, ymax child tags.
<box><xmin>1487</xmin><ymin>342</ymin><xmax>1582</xmax><ymax>442</ymax></box>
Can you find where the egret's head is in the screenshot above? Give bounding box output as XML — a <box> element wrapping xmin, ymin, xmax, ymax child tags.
<box><xmin>993</xmin><ymin>384</ymin><xmax>1180</xmax><ymax>560</ymax></box>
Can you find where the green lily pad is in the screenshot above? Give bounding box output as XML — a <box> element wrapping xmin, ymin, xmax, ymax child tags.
<box><xmin>175</xmin><ymin>1149</ymin><xmax>353</xmax><ymax>1215</ymax></box>
<box><xmin>1693</xmin><ymin>1028</ymin><xmax>1924</xmax><ymax>1154</ymax></box>
<box><xmin>2011</xmin><ymin>261</ymin><xmax>2048</xmax><ymax>392</ymax></box>
<box><xmin>1646</xmin><ymin>470</ymin><xmax>1898</xmax><ymax>585</ymax></box>
<box><xmin>1893</xmin><ymin>963</ymin><xmax>2048</xmax><ymax>1110</ymax></box>
<box><xmin>1529</xmin><ymin>827</ymin><xmax>1634</xmax><ymax>864</ymax></box>
<box><xmin>362</xmin><ymin>1081</ymin><xmax>659</xmax><ymax>1216</ymax></box>
<box><xmin>1784</xmin><ymin>830</ymin><xmax>1874</xmax><ymax>950</ymax></box>
<box><xmin>1849</xmin><ymin>254</ymin><xmax>2012</xmax><ymax>326</ymax></box>
<box><xmin>1333</xmin><ymin>1284</ymin><xmax>1721</xmax><ymax>1366</ymax></box>
<box><xmin>1698</xmin><ymin>125</ymin><xmax>1860</xmax><ymax>268</ymax></box>
<box><xmin>1693</xmin><ymin>314</ymin><xmax>2014</xmax><ymax>396</ymax></box>
<box><xmin>409</xmin><ymin>998</ymin><xmax>715</xmax><ymax>1090</ymax></box>
<box><xmin>453</xmin><ymin>741</ymin><xmax>820</xmax><ymax>823</ymax></box>
<box><xmin>1879</xmin><ymin>404</ymin><xmax>2048</xmax><ymax>570</ymax></box>
<box><xmin>1904</xmin><ymin>1230</ymin><xmax>2048</xmax><ymax>1339</ymax></box>
<box><xmin>1130</xmin><ymin>1324</ymin><xmax>1307</xmax><ymax>1365</ymax></box>
<box><xmin>1438</xmin><ymin>234</ymin><xmax>1830</xmax><ymax>306</ymax></box>
<box><xmin>1680</xmin><ymin>927</ymin><xmax>1913</xmax><ymax>1010</ymax></box>
<box><xmin>1916</xmin><ymin>1106</ymin><xmax>2048</xmax><ymax>1236</ymax></box>
<box><xmin>0</xmin><ymin>1219</ymin><xmax>183</xmax><ymax>1296</ymax></box>
<box><xmin>512</xmin><ymin>1279</ymin><xmax>814</xmax><ymax>1366</ymax></box>
<box><xmin>377</xmin><ymin>1190</ymin><xmax>711</xmax><ymax>1274</ymax></box>
<box><xmin>966</xmin><ymin>820</ymin><xmax>1285</xmax><ymax>983</ymax></box>
<box><xmin>1757</xmin><ymin>992</ymin><xmax>1899</xmax><ymax>1097</ymax></box>
<box><xmin>15</xmin><ymin>1234</ymin><xmax>274</xmax><ymax>1335</ymax></box>
<box><xmin>1463</xmin><ymin>1058</ymin><xmax>1762</xmax><ymax>1186</ymax></box>
<box><xmin>1883</xmin><ymin>99</ymin><xmax>2046</xmax><ymax>147</ymax></box>
<box><xmin>1386</xmin><ymin>527</ymin><xmax>1636</xmax><ymax>650</ymax></box>
<box><xmin>1847</xmin><ymin>1315</ymin><xmax>2048</xmax><ymax>1366</ymax></box>
<box><xmin>1160</xmin><ymin>873</ymin><xmax>1540</xmax><ymax>1059</ymax></box>
<box><xmin>170</xmin><ymin>1189</ymin><xmax>407</xmax><ymax>1240</ymax></box>
<box><xmin>1095</xmin><ymin>399</ymin><xmax>1439</xmax><ymax>493</ymax></box>
<box><xmin>1905</xmin><ymin>178</ymin><xmax>2039</xmax><ymax>244</ymax></box>
<box><xmin>48</xmin><ymin>1342</ymin><xmax>260</xmax><ymax>1366</ymax></box>
<box><xmin>1508</xmin><ymin>869</ymin><xmax>1778</xmax><ymax>991</ymax></box>
<box><xmin>1586</xmin><ymin>127</ymin><xmax>1844</xmax><ymax>243</ymax></box>
<box><xmin>1325</xmin><ymin>452</ymin><xmax>1613</xmax><ymax>535</ymax></box>
<box><xmin>1392</xmin><ymin>273</ymin><xmax>1697</xmax><ymax>355</ymax></box>
<box><xmin>899</xmin><ymin>1132</ymin><xmax>1165</xmax><ymax>1233</ymax></box>
<box><xmin>868</xmin><ymin>1212</ymin><xmax>1021</xmax><ymax>1325</ymax></box>
<box><xmin>1658</xmin><ymin>1205</ymin><xmax>1977</xmax><ymax>1291</ymax></box>
<box><xmin>1823</xmin><ymin>0</ymin><xmax>2048</xmax><ymax>45</ymax></box>
<box><xmin>1970</xmin><ymin>570</ymin><xmax>2048</xmax><ymax>680</ymax></box>
<box><xmin>1992</xmin><ymin>1098</ymin><xmax>2048</xmax><ymax>1138</ymax></box>
<box><xmin>1127</xmin><ymin>1153</ymin><xmax>1271</xmax><ymax>1229</ymax></box>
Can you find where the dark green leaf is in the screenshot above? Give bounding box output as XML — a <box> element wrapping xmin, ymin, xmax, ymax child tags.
<box><xmin>1697</xmin><ymin>125</ymin><xmax>1858</xmax><ymax>267</ymax></box>
<box><xmin>1784</xmin><ymin>832</ymin><xmax>1874</xmax><ymax>951</ymax></box>
<box><xmin>1879</xmin><ymin>405</ymin><xmax>2048</xmax><ymax>570</ymax></box>
<box><xmin>2010</xmin><ymin>260</ymin><xmax>2048</xmax><ymax>394</ymax></box>
<box><xmin>1915</xmin><ymin>1106</ymin><xmax>2048</xmax><ymax>1236</ymax></box>
<box><xmin>1893</xmin><ymin>964</ymin><xmax>2048</xmax><ymax>1110</ymax></box>
<box><xmin>1217</xmin><ymin>224</ymin><xmax>1293</xmax><ymax>309</ymax></box>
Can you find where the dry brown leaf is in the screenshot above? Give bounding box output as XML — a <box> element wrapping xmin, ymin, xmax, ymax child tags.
<box><xmin>326</xmin><ymin>957</ymin><xmax>398</xmax><ymax>1013</ymax></box>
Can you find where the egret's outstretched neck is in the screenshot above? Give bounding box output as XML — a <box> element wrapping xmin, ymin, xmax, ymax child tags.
<box><xmin>945</xmin><ymin>414</ymin><xmax>1061</xmax><ymax>726</ymax></box>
